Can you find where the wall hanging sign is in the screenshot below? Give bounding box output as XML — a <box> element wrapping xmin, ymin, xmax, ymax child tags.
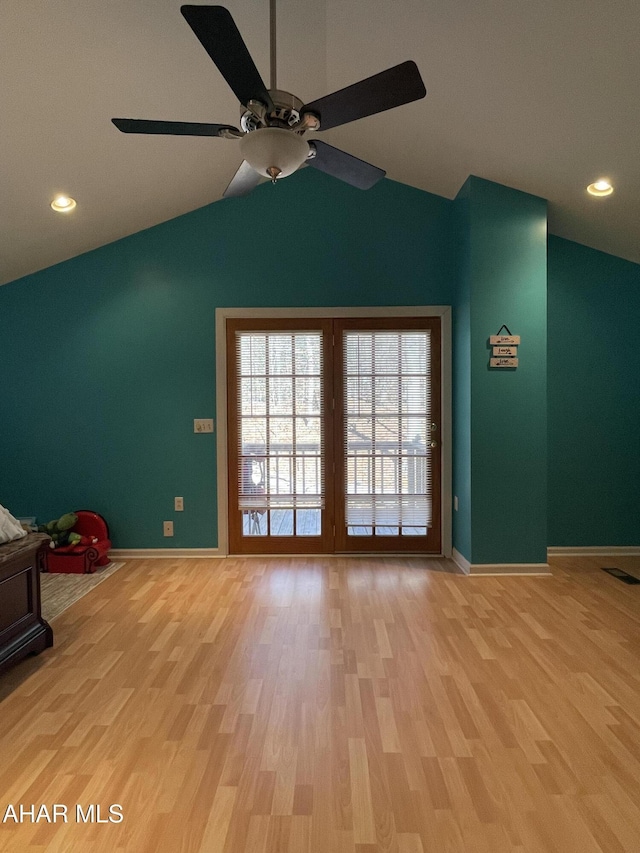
<box><xmin>489</xmin><ymin>325</ymin><xmax>519</xmax><ymax>368</ymax></box>
<box><xmin>489</xmin><ymin>334</ymin><xmax>521</xmax><ymax>346</ymax></box>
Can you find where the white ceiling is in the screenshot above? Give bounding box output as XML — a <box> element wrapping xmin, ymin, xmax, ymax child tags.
<box><xmin>2</xmin><ymin>0</ymin><xmax>639</xmax><ymax>286</ymax></box>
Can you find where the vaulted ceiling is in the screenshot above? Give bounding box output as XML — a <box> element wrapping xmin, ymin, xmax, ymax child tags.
<box><xmin>2</xmin><ymin>0</ymin><xmax>639</xmax><ymax>286</ymax></box>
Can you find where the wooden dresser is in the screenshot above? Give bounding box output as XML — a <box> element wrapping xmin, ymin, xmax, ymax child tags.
<box><xmin>0</xmin><ymin>533</ymin><xmax>53</xmax><ymax>675</ymax></box>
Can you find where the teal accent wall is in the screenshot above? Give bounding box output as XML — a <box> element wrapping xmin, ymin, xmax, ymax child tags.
<box><xmin>0</xmin><ymin>169</ymin><xmax>454</xmax><ymax>548</ymax></box>
<box><xmin>454</xmin><ymin>177</ymin><xmax>548</xmax><ymax>564</ymax></box>
<box><xmin>3</xmin><ymin>166</ymin><xmax>634</xmax><ymax>554</ymax></box>
<box><xmin>547</xmin><ymin>236</ymin><xmax>640</xmax><ymax>546</ymax></box>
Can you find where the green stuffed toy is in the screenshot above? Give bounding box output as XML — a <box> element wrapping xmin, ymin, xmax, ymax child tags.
<box><xmin>38</xmin><ymin>512</ymin><xmax>82</xmax><ymax>549</ymax></box>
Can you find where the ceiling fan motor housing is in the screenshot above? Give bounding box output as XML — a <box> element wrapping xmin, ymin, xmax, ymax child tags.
<box><xmin>241</xmin><ymin>89</ymin><xmax>307</xmax><ymax>132</ymax></box>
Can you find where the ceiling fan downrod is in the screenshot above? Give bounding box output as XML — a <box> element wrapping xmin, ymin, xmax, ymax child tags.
<box><xmin>269</xmin><ymin>0</ymin><xmax>277</xmax><ymax>91</ymax></box>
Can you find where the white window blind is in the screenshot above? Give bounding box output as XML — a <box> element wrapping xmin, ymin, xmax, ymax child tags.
<box><xmin>236</xmin><ymin>331</ymin><xmax>324</xmax><ymax>511</ymax></box>
<box><xmin>344</xmin><ymin>330</ymin><xmax>432</xmax><ymax>532</ymax></box>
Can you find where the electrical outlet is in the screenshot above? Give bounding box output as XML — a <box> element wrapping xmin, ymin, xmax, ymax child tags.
<box><xmin>174</xmin><ymin>497</ymin><xmax>184</xmax><ymax>512</ymax></box>
<box><xmin>193</xmin><ymin>418</ymin><xmax>214</xmax><ymax>433</ymax></box>
<box><xmin>163</xmin><ymin>521</ymin><xmax>174</xmax><ymax>537</ymax></box>
<box><xmin>454</xmin><ymin>496</ymin><xmax>459</xmax><ymax>511</ymax></box>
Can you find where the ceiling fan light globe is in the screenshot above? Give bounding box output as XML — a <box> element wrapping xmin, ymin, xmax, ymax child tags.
<box><xmin>239</xmin><ymin>127</ymin><xmax>309</xmax><ymax>179</ymax></box>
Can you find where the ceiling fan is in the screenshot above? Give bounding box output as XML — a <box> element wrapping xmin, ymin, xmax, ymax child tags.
<box><xmin>112</xmin><ymin>3</ymin><xmax>427</xmax><ymax>198</ymax></box>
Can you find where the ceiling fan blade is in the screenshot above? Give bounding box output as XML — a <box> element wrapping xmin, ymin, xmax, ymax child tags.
<box><xmin>302</xmin><ymin>61</ymin><xmax>426</xmax><ymax>131</ymax></box>
<box><xmin>307</xmin><ymin>141</ymin><xmax>385</xmax><ymax>190</ymax></box>
<box><xmin>181</xmin><ymin>5</ymin><xmax>273</xmax><ymax>111</ymax></box>
<box><xmin>223</xmin><ymin>160</ymin><xmax>262</xmax><ymax>198</ymax></box>
<box><xmin>112</xmin><ymin>118</ymin><xmax>239</xmax><ymax>137</ymax></box>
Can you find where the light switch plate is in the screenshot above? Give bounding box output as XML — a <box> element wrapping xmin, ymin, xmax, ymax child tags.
<box><xmin>194</xmin><ymin>419</ymin><xmax>214</xmax><ymax>433</ymax></box>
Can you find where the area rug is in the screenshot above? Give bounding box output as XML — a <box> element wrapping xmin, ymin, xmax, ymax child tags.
<box><xmin>40</xmin><ymin>562</ymin><xmax>125</xmax><ymax>622</ymax></box>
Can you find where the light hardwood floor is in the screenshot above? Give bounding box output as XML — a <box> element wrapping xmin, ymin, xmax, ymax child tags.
<box><xmin>1</xmin><ymin>554</ymin><xmax>639</xmax><ymax>852</ymax></box>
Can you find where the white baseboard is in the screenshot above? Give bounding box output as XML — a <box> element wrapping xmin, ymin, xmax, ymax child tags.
<box><xmin>111</xmin><ymin>549</ymin><xmax>450</xmax><ymax>561</ymax></box>
<box><xmin>110</xmin><ymin>548</ymin><xmax>224</xmax><ymax>559</ymax></box>
<box><xmin>452</xmin><ymin>548</ymin><xmax>551</xmax><ymax>576</ymax></box>
<box><xmin>547</xmin><ymin>546</ymin><xmax>640</xmax><ymax>557</ymax></box>
<box><xmin>452</xmin><ymin>548</ymin><xmax>471</xmax><ymax>573</ymax></box>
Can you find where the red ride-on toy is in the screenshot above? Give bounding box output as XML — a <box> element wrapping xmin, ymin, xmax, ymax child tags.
<box><xmin>41</xmin><ymin>511</ymin><xmax>112</xmax><ymax>574</ymax></box>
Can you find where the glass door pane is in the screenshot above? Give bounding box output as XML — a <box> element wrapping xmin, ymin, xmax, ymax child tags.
<box><xmin>334</xmin><ymin>318</ymin><xmax>441</xmax><ymax>553</ymax></box>
<box><xmin>227</xmin><ymin>318</ymin><xmax>333</xmax><ymax>554</ymax></box>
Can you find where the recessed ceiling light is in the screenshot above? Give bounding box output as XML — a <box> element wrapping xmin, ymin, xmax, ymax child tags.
<box><xmin>50</xmin><ymin>195</ymin><xmax>77</xmax><ymax>212</ymax></box>
<box><xmin>587</xmin><ymin>180</ymin><xmax>613</xmax><ymax>197</ymax></box>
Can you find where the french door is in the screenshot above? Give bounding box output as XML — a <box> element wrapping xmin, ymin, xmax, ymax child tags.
<box><xmin>226</xmin><ymin>316</ymin><xmax>441</xmax><ymax>554</ymax></box>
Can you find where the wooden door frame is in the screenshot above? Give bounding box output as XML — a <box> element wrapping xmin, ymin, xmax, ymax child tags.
<box><xmin>215</xmin><ymin>306</ymin><xmax>452</xmax><ymax>557</ymax></box>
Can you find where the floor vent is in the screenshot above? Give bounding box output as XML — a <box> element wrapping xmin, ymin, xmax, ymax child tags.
<box><xmin>602</xmin><ymin>567</ymin><xmax>640</xmax><ymax>585</ymax></box>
